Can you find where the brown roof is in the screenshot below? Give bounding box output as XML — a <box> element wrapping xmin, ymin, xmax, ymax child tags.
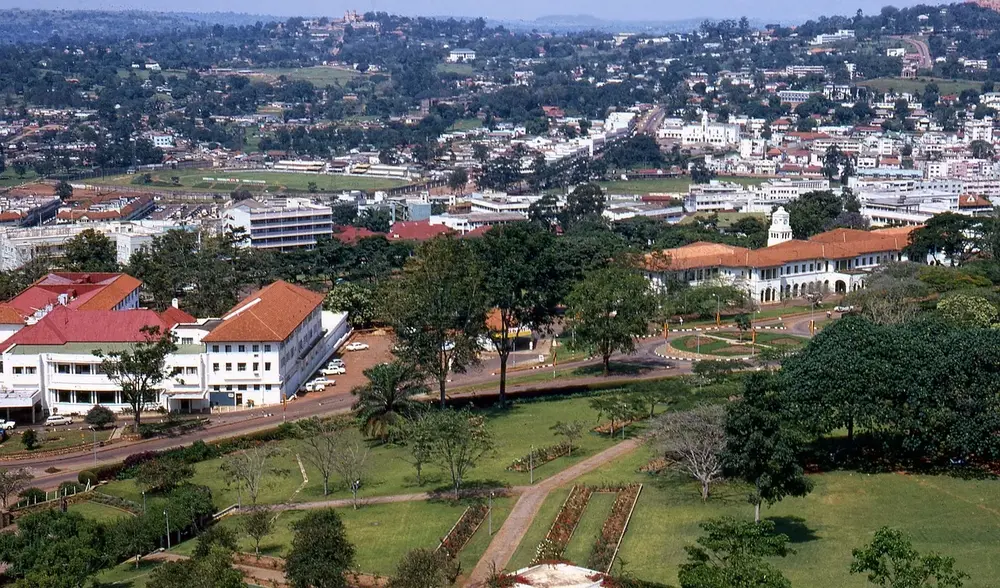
<box><xmin>646</xmin><ymin>227</ymin><xmax>918</xmax><ymax>271</ymax></box>
<box><xmin>0</xmin><ymin>303</ymin><xmax>26</xmax><ymax>325</ymax></box>
<box><xmin>202</xmin><ymin>281</ymin><xmax>325</xmax><ymax>343</ymax></box>
<box><xmin>76</xmin><ymin>275</ymin><xmax>142</xmax><ymax>310</ymax></box>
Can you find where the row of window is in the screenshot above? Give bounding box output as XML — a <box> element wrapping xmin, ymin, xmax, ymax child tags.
<box><xmin>212</xmin><ymin>384</ymin><xmax>273</xmax><ymax>392</ymax></box>
<box><xmin>212</xmin><ymin>362</ymin><xmax>271</xmax><ymax>373</ymax></box>
<box><xmin>210</xmin><ymin>344</ymin><xmax>273</xmax><ymax>354</ymax></box>
<box><xmin>54</xmin><ymin>390</ymin><xmax>126</xmax><ymax>404</ymax></box>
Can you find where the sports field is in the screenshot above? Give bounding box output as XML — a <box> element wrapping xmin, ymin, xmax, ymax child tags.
<box><xmin>257</xmin><ymin>66</ymin><xmax>366</xmax><ymax>86</ymax></box>
<box><xmin>90</xmin><ymin>169</ymin><xmax>409</xmax><ymax>193</ymax></box>
<box><xmin>858</xmin><ymin>76</ymin><xmax>983</xmax><ymax>95</ymax></box>
<box><xmin>598</xmin><ymin>176</ymin><xmax>767</xmax><ymax>195</ymax></box>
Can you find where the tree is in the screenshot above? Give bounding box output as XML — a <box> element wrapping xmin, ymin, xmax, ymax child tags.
<box><xmin>399</xmin><ymin>412</ymin><xmax>436</xmax><ymax>486</ymax></box>
<box><xmin>20</xmin><ymin>429</ymin><xmax>38</xmax><ymax>451</ymax></box>
<box><xmin>63</xmin><ymin>228</ymin><xmax>118</xmax><ymax>272</ymax></box>
<box><xmin>527</xmin><ymin>194</ymin><xmax>561</xmax><ymax>230</ymax></box>
<box><xmin>386</xmin><ymin>236</ymin><xmax>487</xmax><ymax>406</ymax></box>
<box><xmin>722</xmin><ymin>373</ymin><xmax>813</xmax><ymax>522</ymax></box>
<box><xmin>560</xmin><ymin>183</ymin><xmax>606</xmax><ymax>230</ymax></box>
<box><xmin>136</xmin><ymin>458</ymin><xmax>194</xmax><ymax>493</ymax></box>
<box><xmin>11</xmin><ymin>160</ymin><xmax>27</xmax><ymax>178</ymax></box>
<box><xmin>589</xmin><ymin>394</ymin><xmax>638</xmax><ymax>438</ymax></box>
<box><xmin>936</xmin><ymin>292</ymin><xmax>998</xmax><ymax>328</ymax></box>
<box><xmin>389</xmin><ymin>548</ymin><xmax>458</xmax><ymax>588</ymax></box>
<box><xmin>448</xmin><ymin>168</ymin><xmax>469</xmax><ymax>191</ymax></box>
<box><xmin>851</xmin><ymin>527</ymin><xmax>967</xmax><ymax>588</ymax></box>
<box><xmin>231</xmin><ymin>188</ymin><xmax>254</xmax><ymax>201</ymax></box>
<box><xmin>148</xmin><ymin>546</ymin><xmax>244</xmax><ymax>588</ymax></box>
<box><xmin>428</xmin><ymin>409</ymin><xmax>495</xmax><ymax>498</ymax></box>
<box><xmin>242</xmin><ymin>506</ymin><xmax>274</xmax><ymax>558</ymax></box>
<box><xmin>84</xmin><ymin>405</ymin><xmax>116</xmax><ymax>430</ymax></box>
<box><xmin>329</xmin><ymin>428</ymin><xmax>370</xmax><ymax>509</ymax></box>
<box><xmin>550</xmin><ymin>421</ymin><xmax>584</xmax><ymax>455</ymax></box>
<box><xmin>357</xmin><ymin>208</ymin><xmax>392</xmax><ymax>233</ymax></box>
<box><xmin>678</xmin><ymin>518</ymin><xmax>792</xmax><ymax>588</ymax></box>
<box><xmin>906</xmin><ymin>212</ymin><xmax>976</xmax><ymax>264</ymax></box>
<box><xmin>94</xmin><ymin>325</ymin><xmax>177</xmax><ymax>430</ymax></box>
<box><xmin>352</xmin><ymin>361</ymin><xmax>426</xmax><ymax>440</ymax></box>
<box><xmin>734</xmin><ymin>314</ymin><xmax>751</xmax><ymax>342</ymax></box>
<box><xmin>0</xmin><ymin>510</ymin><xmax>111</xmax><ymax>587</ymax></box>
<box><xmin>285</xmin><ymin>509</ymin><xmax>356</xmax><ymax>588</ymax></box>
<box><xmin>786</xmin><ymin>191</ymin><xmax>843</xmax><ymax>239</ymax></box>
<box><xmin>474</xmin><ymin>222</ymin><xmax>560</xmax><ymax>404</ymax></box>
<box><xmin>628</xmin><ymin>378</ymin><xmax>688</xmax><ymax>418</ymax></box>
<box><xmin>110</xmin><ymin>514</ymin><xmax>158</xmax><ymax>569</ymax></box>
<box><xmin>970</xmin><ymin>139</ymin><xmax>994</xmax><ymax>160</ymax></box>
<box><xmin>0</xmin><ymin>467</ymin><xmax>33</xmax><ymax>509</ymax></box>
<box><xmin>220</xmin><ymin>445</ymin><xmax>284</xmax><ymax>507</ymax></box>
<box><xmin>324</xmin><ymin>282</ymin><xmax>378</xmax><ymax>329</ymax></box>
<box><xmin>653</xmin><ymin>405</ymin><xmax>726</xmax><ymax>500</ymax></box>
<box><xmin>566</xmin><ymin>265</ymin><xmax>657</xmax><ymax>375</ymax></box>
<box><xmin>690</xmin><ymin>160</ymin><xmax>715</xmax><ymax>184</ymax></box>
<box><xmin>54</xmin><ymin>180</ymin><xmax>73</xmax><ymax>199</ymax></box>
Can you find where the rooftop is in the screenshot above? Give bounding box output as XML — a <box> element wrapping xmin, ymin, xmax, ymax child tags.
<box><xmin>9</xmin><ymin>273</ymin><xmax>142</xmax><ymax>315</ymax></box>
<box><xmin>202</xmin><ymin>280</ymin><xmax>324</xmax><ymax>343</ymax></box>
<box><xmin>1</xmin><ymin>306</ymin><xmax>193</xmax><ymax>352</ymax></box>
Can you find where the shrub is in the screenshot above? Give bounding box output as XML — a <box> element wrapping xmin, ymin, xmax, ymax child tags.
<box><xmin>21</xmin><ymin>429</ymin><xmax>38</xmax><ymax>451</ymax></box>
<box><xmin>84</xmin><ymin>405</ymin><xmax>116</xmax><ymax>430</ymax></box>
<box><xmin>18</xmin><ymin>487</ymin><xmax>46</xmax><ymax>504</ymax></box>
<box><xmin>78</xmin><ymin>470</ymin><xmax>98</xmax><ymax>487</ymax></box>
<box><xmin>58</xmin><ymin>481</ymin><xmax>84</xmax><ymax>495</ymax></box>
<box><xmin>93</xmin><ymin>462</ymin><xmax>125</xmax><ymax>482</ymax></box>
<box><xmin>122</xmin><ymin>451</ymin><xmax>158</xmax><ymax>472</ymax></box>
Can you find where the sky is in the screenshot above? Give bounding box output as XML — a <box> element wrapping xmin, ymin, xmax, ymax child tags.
<box><xmin>0</xmin><ymin>0</ymin><xmax>939</xmax><ymax>22</ymax></box>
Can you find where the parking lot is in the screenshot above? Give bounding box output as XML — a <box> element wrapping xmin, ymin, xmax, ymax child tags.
<box><xmin>299</xmin><ymin>331</ymin><xmax>395</xmax><ymax>399</ymax></box>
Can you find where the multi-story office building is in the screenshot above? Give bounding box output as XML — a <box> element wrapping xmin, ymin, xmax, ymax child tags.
<box><xmin>225</xmin><ymin>198</ymin><xmax>334</xmax><ymax>250</ymax></box>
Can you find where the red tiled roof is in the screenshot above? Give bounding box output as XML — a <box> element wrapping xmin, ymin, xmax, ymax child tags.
<box><xmin>388</xmin><ymin>220</ymin><xmax>454</xmax><ymax>241</ymax></box>
<box><xmin>959</xmin><ymin>194</ymin><xmax>992</xmax><ymax>208</ymax></box>
<box><xmin>160</xmin><ymin>305</ymin><xmax>197</xmax><ymax>327</ymax></box>
<box><xmin>333</xmin><ymin>226</ymin><xmax>382</xmax><ymax>244</ymax></box>
<box><xmin>9</xmin><ymin>273</ymin><xmax>141</xmax><ymax>314</ymax></box>
<box><xmin>202</xmin><ymin>280</ymin><xmax>324</xmax><ymax>343</ymax></box>
<box><xmin>0</xmin><ymin>304</ymin><xmax>26</xmax><ymax>325</ymax></box>
<box><xmin>1</xmin><ymin>306</ymin><xmax>178</xmax><ymax>351</ymax></box>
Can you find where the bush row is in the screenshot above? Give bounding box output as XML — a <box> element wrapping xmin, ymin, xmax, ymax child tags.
<box><xmin>507</xmin><ymin>442</ymin><xmax>573</xmax><ymax>472</ymax></box>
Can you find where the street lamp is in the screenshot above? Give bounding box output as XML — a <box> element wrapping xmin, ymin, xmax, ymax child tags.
<box><xmin>89</xmin><ymin>426</ymin><xmax>97</xmax><ymax>467</ymax></box>
<box><xmin>529</xmin><ymin>446</ymin><xmax>534</xmax><ymax>485</ymax></box>
<box><xmin>488</xmin><ymin>491</ymin><xmax>494</xmax><ymax>535</ymax></box>
<box><xmin>142</xmin><ymin>490</ymin><xmax>146</xmax><ymax>514</ymax></box>
<box><xmin>164</xmin><ymin>509</ymin><xmax>170</xmax><ymax>549</ymax></box>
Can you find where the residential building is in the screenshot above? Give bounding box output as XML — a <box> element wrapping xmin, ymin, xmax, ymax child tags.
<box><xmin>225</xmin><ymin>198</ymin><xmax>334</xmax><ymax>250</ymax></box>
<box><xmin>446</xmin><ymin>48</ymin><xmax>476</xmax><ymax>62</ymax></box>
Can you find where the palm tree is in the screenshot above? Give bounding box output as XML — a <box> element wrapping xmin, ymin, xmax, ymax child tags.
<box><xmin>351</xmin><ymin>361</ymin><xmax>427</xmax><ymax>440</ymax></box>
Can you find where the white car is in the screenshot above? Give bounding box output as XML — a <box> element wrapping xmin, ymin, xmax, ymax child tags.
<box><xmin>0</xmin><ymin>420</ymin><xmax>15</xmax><ymax>430</ymax></box>
<box><xmin>344</xmin><ymin>342</ymin><xmax>369</xmax><ymax>351</ymax></box>
<box><xmin>306</xmin><ymin>378</ymin><xmax>330</xmax><ymax>392</ymax></box>
<box><xmin>45</xmin><ymin>415</ymin><xmax>73</xmax><ymax>426</ymax></box>
<box><xmin>328</xmin><ymin>359</ymin><xmax>345</xmax><ymax>368</ymax></box>
<box><xmin>321</xmin><ymin>365</ymin><xmax>346</xmax><ymax>376</ymax></box>
<box><xmin>834</xmin><ymin>305</ymin><xmax>856</xmax><ymax>313</ymax></box>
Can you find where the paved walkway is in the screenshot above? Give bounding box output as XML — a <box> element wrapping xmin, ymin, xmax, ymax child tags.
<box><xmin>463</xmin><ymin>437</ymin><xmax>642</xmax><ymax>587</ymax></box>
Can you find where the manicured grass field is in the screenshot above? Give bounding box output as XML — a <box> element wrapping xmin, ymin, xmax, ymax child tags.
<box><xmin>562</xmin><ymin>491</ymin><xmax>616</xmax><ymax>566</ymax></box>
<box><xmin>68</xmin><ymin>500</ymin><xmax>133</xmax><ymax>522</ymax></box>
<box><xmin>712</xmin><ymin>332</ymin><xmax>808</xmax><ymax>347</ymax></box>
<box><xmin>438</xmin><ymin>63</ymin><xmax>476</xmax><ymax>76</ymax></box>
<box><xmin>858</xmin><ymin>76</ymin><xmax>983</xmax><ymax>96</ymax></box>
<box><xmin>257</xmin><ymin>66</ymin><xmax>365</xmax><ymax>86</ymax></box>
<box><xmin>559</xmin><ymin>446</ymin><xmax>1000</xmax><ymax>588</ymax></box>
<box><xmin>89</xmin><ymin>169</ymin><xmax>408</xmax><ymax>193</ymax></box>
<box><xmin>669</xmin><ymin>335</ymin><xmax>754</xmax><ymax>356</ymax></box>
<box><xmin>0</xmin><ymin>428</ymin><xmax>114</xmax><ymax>456</ymax></box>
<box><xmin>508</xmin><ymin>487</ymin><xmax>571</xmax><ymax>570</ymax></box>
<box><xmin>448</xmin><ymin>118</ymin><xmax>484</xmax><ymax>131</ymax></box>
<box><xmin>0</xmin><ymin>170</ymin><xmax>39</xmax><ymax>187</ymax></box>
<box><xmin>599</xmin><ymin>176</ymin><xmax>766</xmax><ymax>195</ymax></box>
<box><xmin>678</xmin><ymin>211</ymin><xmax>766</xmax><ymax>227</ymax></box>
<box><xmin>95</xmin><ymin>558</ymin><xmax>160</xmax><ymax>587</ymax></box>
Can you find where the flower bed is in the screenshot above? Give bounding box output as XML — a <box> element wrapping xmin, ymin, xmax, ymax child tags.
<box><xmin>507</xmin><ymin>442</ymin><xmax>573</xmax><ymax>472</ymax></box>
<box><xmin>437</xmin><ymin>504</ymin><xmax>488</xmax><ymax>558</ymax></box>
<box><xmin>587</xmin><ymin>484</ymin><xmax>642</xmax><ymax>573</ymax></box>
<box><xmin>532</xmin><ymin>484</ymin><xmax>593</xmax><ymax>564</ymax></box>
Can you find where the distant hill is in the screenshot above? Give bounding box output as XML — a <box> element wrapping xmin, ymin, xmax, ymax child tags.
<box><xmin>489</xmin><ymin>14</ymin><xmax>784</xmax><ymax>33</ymax></box>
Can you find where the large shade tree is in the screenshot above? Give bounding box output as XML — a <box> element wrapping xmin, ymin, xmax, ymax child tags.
<box><xmin>351</xmin><ymin>361</ymin><xmax>427</xmax><ymax>440</ymax></box>
<box><xmin>94</xmin><ymin>325</ymin><xmax>177</xmax><ymax>429</ymax></box>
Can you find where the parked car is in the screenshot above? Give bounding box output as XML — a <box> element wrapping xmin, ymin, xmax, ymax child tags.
<box><xmin>328</xmin><ymin>359</ymin><xmax>345</xmax><ymax>368</ymax></box>
<box><xmin>344</xmin><ymin>342</ymin><xmax>369</xmax><ymax>351</ymax></box>
<box><xmin>45</xmin><ymin>415</ymin><xmax>73</xmax><ymax>426</ymax></box>
<box><xmin>306</xmin><ymin>378</ymin><xmax>330</xmax><ymax>392</ymax></box>
<box><xmin>0</xmin><ymin>420</ymin><xmax>15</xmax><ymax>430</ymax></box>
<box><xmin>321</xmin><ymin>365</ymin><xmax>346</xmax><ymax>376</ymax></box>
<box><xmin>834</xmin><ymin>305</ymin><xmax>856</xmax><ymax>313</ymax></box>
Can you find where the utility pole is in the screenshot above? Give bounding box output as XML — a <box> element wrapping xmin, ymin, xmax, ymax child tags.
<box><xmin>164</xmin><ymin>510</ymin><xmax>171</xmax><ymax>549</ymax></box>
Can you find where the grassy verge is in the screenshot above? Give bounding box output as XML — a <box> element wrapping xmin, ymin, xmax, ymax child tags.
<box><xmin>507</xmin><ymin>488</ymin><xmax>571</xmax><ymax>570</ymax></box>
<box><xmin>562</xmin><ymin>492</ymin><xmax>616</xmax><ymax>566</ymax></box>
<box><xmin>0</xmin><ymin>428</ymin><xmax>114</xmax><ymax>456</ymax></box>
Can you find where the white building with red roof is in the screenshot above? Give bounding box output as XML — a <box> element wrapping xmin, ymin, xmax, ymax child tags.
<box><xmin>0</xmin><ymin>276</ymin><xmax>350</xmax><ymax>422</ymax></box>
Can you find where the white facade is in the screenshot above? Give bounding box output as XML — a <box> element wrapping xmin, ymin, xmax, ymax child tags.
<box><xmin>225</xmin><ymin>198</ymin><xmax>334</xmax><ymax>250</ymax></box>
<box><xmin>767</xmin><ymin>207</ymin><xmax>793</xmax><ymax>247</ymax></box>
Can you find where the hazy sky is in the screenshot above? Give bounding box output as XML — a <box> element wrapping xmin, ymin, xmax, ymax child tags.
<box><xmin>0</xmin><ymin>0</ymin><xmax>938</xmax><ymax>22</ymax></box>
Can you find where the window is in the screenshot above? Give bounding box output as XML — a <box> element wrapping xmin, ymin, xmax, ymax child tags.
<box><xmin>76</xmin><ymin>391</ymin><xmax>92</xmax><ymax>404</ymax></box>
<box><xmin>252</xmin><ymin>363</ymin><xmax>259</xmax><ymax>372</ymax></box>
<box><xmin>13</xmin><ymin>367</ymin><xmax>22</xmax><ymax>375</ymax></box>
<box><xmin>237</xmin><ymin>384</ymin><xmax>247</xmax><ymax>391</ymax></box>
<box><xmin>254</xmin><ymin>384</ymin><xmax>260</xmax><ymax>390</ymax></box>
<box><xmin>57</xmin><ymin>364</ymin><xmax>71</xmax><ymax>374</ymax></box>
<box><xmin>264</xmin><ymin>345</ymin><xmax>272</xmax><ymax>352</ymax></box>
<box><xmin>212</xmin><ymin>345</ymin><xmax>220</xmax><ymax>353</ymax></box>
<box><xmin>57</xmin><ymin>390</ymin><xmax>72</xmax><ymax>403</ymax></box>
<box><xmin>237</xmin><ymin>363</ymin><xmax>247</xmax><ymax>372</ymax></box>
<box><xmin>213</xmin><ymin>386</ymin><xmax>220</xmax><ymax>392</ymax></box>
<box><xmin>225</xmin><ymin>385</ymin><xmax>233</xmax><ymax>391</ymax></box>
<box><xmin>225</xmin><ymin>363</ymin><xmax>232</xmax><ymax>371</ymax></box>
<box><xmin>25</xmin><ymin>367</ymin><xmax>35</xmax><ymax>375</ymax></box>
<box><xmin>97</xmin><ymin>391</ymin><xmax>116</xmax><ymax>404</ymax></box>
<box><xmin>181</xmin><ymin>338</ymin><xmax>194</xmax><ymax>345</ymax></box>
<box><xmin>186</xmin><ymin>367</ymin><xmax>197</xmax><ymax>375</ymax></box>
<box><xmin>264</xmin><ymin>362</ymin><xmax>271</xmax><ymax>371</ymax></box>
<box><xmin>252</xmin><ymin>345</ymin><xmax>259</xmax><ymax>353</ymax></box>
<box><xmin>238</xmin><ymin>345</ymin><xmax>246</xmax><ymax>353</ymax></box>
<box><xmin>74</xmin><ymin>364</ymin><xmax>91</xmax><ymax>375</ymax></box>
<box><xmin>225</xmin><ymin>345</ymin><xmax>232</xmax><ymax>353</ymax></box>
<box><xmin>265</xmin><ymin>384</ymin><xmax>272</xmax><ymax>390</ymax></box>
<box><xmin>213</xmin><ymin>363</ymin><xmax>220</xmax><ymax>372</ymax></box>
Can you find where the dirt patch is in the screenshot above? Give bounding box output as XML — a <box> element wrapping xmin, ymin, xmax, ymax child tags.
<box><xmin>768</xmin><ymin>337</ymin><xmax>803</xmax><ymax>346</ymax></box>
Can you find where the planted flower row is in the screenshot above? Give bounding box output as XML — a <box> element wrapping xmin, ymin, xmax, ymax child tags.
<box><xmin>587</xmin><ymin>484</ymin><xmax>642</xmax><ymax>573</ymax></box>
<box><xmin>437</xmin><ymin>504</ymin><xmax>489</xmax><ymax>558</ymax></box>
<box><xmin>532</xmin><ymin>484</ymin><xmax>593</xmax><ymax>564</ymax></box>
<box><xmin>507</xmin><ymin>442</ymin><xmax>574</xmax><ymax>472</ymax></box>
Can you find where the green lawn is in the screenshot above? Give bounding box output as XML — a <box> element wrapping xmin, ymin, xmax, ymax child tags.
<box><xmin>669</xmin><ymin>335</ymin><xmax>753</xmax><ymax>357</ymax></box>
<box><xmin>858</xmin><ymin>76</ymin><xmax>983</xmax><ymax>96</ymax></box>
<box><xmin>562</xmin><ymin>492</ymin><xmax>616</xmax><ymax>566</ymax></box>
<box><xmin>101</xmin><ymin>453</ymin><xmax>304</xmax><ymax>511</ymax></box>
<box><xmin>563</xmin><ymin>446</ymin><xmax>1000</xmax><ymax>588</ymax></box>
<box><xmin>96</xmin><ymin>558</ymin><xmax>161</xmax><ymax>587</ymax></box>
<box><xmin>438</xmin><ymin>63</ymin><xmax>476</xmax><ymax>76</ymax></box>
<box><xmin>508</xmin><ymin>487</ymin><xmax>571</xmax><ymax>570</ymax></box>
<box><xmin>449</xmin><ymin>118</ymin><xmax>483</xmax><ymax>131</ymax></box>
<box><xmin>0</xmin><ymin>170</ymin><xmax>39</xmax><ymax>187</ymax></box>
<box><xmin>88</xmin><ymin>169</ymin><xmax>408</xmax><ymax>194</ymax></box>
<box><xmin>712</xmin><ymin>332</ymin><xmax>808</xmax><ymax>347</ymax></box>
<box><xmin>0</xmin><ymin>428</ymin><xmax>114</xmax><ymax>456</ymax></box>
<box><xmin>255</xmin><ymin>67</ymin><xmax>364</xmax><ymax>86</ymax></box>
<box><xmin>68</xmin><ymin>500</ymin><xmax>133</xmax><ymax>522</ymax></box>
<box><xmin>680</xmin><ymin>302</ymin><xmax>833</xmax><ymax>327</ymax></box>
<box><xmin>599</xmin><ymin>176</ymin><xmax>766</xmax><ymax>195</ymax></box>
<box><xmin>678</xmin><ymin>211</ymin><xmax>767</xmax><ymax>227</ymax></box>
